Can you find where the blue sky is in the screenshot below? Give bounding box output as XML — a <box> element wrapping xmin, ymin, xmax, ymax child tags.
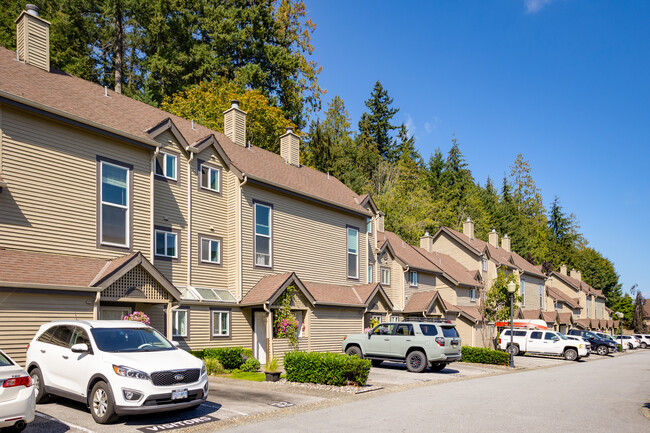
<box><xmin>305</xmin><ymin>0</ymin><xmax>650</xmax><ymax>298</ymax></box>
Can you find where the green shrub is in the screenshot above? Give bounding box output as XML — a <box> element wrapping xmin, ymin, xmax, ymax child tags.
<box><xmin>203</xmin><ymin>347</ymin><xmax>244</xmax><ymax>369</ymax></box>
<box><xmin>189</xmin><ymin>349</ymin><xmax>205</xmax><ymax>359</ymax></box>
<box><xmin>284</xmin><ymin>351</ymin><xmax>371</xmax><ymax>386</ymax></box>
<box><xmin>204</xmin><ymin>357</ymin><xmax>225</xmax><ymax>375</ymax></box>
<box><xmin>617</xmin><ymin>344</ymin><xmax>622</xmax><ymax>352</ymax></box>
<box><xmin>461</xmin><ymin>346</ymin><xmax>510</xmax><ymax>366</ymax></box>
<box><xmin>240</xmin><ymin>357</ymin><xmax>261</xmax><ymax>372</ymax></box>
<box><xmin>242</xmin><ymin>348</ymin><xmax>253</xmax><ymax>359</ymax></box>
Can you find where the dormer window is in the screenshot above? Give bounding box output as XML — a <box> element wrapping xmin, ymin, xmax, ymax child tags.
<box><xmin>154</xmin><ymin>152</ymin><xmax>177</xmax><ymax>181</ymax></box>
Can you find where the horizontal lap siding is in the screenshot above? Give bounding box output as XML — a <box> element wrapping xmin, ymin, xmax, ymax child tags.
<box><xmin>174</xmin><ymin>306</ymin><xmax>252</xmax><ymax>351</ymax></box>
<box><xmin>241</xmin><ymin>185</ymin><xmax>367</xmax><ymax>295</ymax></box>
<box><xmin>0</xmin><ymin>108</ymin><xmax>151</xmax><ymax>257</ymax></box>
<box><xmin>191</xmin><ymin>147</ymin><xmax>231</xmax><ymax>291</ymax></box>
<box><xmin>153</xmin><ymin>133</ymin><xmax>187</xmax><ymax>286</ymax></box>
<box><xmin>0</xmin><ymin>291</ymin><xmax>94</xmax><ymax>365</ymax></box>
<box><xmin>455</xmin><ymin>316</ymin><xmax>474</xmax><ymax>347</ymax></box>
<box><xmin>432</xmin><ymin>234</ymin><xmax>478</xmax><ymax>272</ymax></box>
<box><xmin>309</xmin><ymin>308</ymin><xmax>363</xmax><ymax>353</ymax></box>
<box><xmin>377</xmin><ymin>252</ymin><xmax>400</xmax><ymax>308</ymax></box>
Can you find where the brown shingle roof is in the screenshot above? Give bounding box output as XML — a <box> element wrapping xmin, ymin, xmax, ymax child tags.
<box><xmin>557</xmin><ymin>312</ymin><xmax>573</xmax><ymax>325</ymax></box>
<box><xmin>0</xmin><ymin>47</ymin><xmax>368</xmax><ymax>216</ymax></box>
<box><xmin>240</xmin><ymin>272</ymin><xmax>295</xmax><ymax>305</ymax></box>
<box><xmin>304</xmin><ymin>282</ymin><xmax>364</xmax><ymax>306</ymax></box>
<box><xmin>575</xmin><ymin>318</ymin><xmax>591</xmax><ymax>329</ymax></box>
<box><xmin>378</xmin><ymin>231</ymin><xmax>442</xmax><ymax>273</ymax></box>
<box><xmin>416</xmin><ymin>248</ymin><xmax>480</xmax><ymax>288</ymax></box>
<box><xmin>521</xmin><ymin>309</ymin><xmax>542</xmax><ymax>320</ymax></box>
<box><xmin>552</xmin><ymin>271</ymin><xmax>605</xmax><ymax>299</ymax></box>
<box><xmin>455</xmin><ymin>305</ymin><xmax>481</xmax><ymax>322</ymax></box>
<box><xmin>546</xmin><ymin>286</ymin><xmax>581</xmax><ymax>310</ymax></box>
<box><xmin>541</xmin><ymin>310</ymin><xmax>558</xmax><ymax>323</ymax></box>
<box><xmin>402</xmin><ymin>291</ymin><xmax>438</xmax><ymax>314</ymax></box>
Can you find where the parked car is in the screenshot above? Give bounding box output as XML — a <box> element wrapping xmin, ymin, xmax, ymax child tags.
<box><xmin>25</xmin><ymin>320</ymin><xmax>208</xmax><ymax>424</ymax></box>
<box><xmin>564</xmin><ymin>335</ymin><xmax>591</xmax><ymax>352</ymax></box>
<box><xmin>0</xmin><ymin>349</ymin><xmax>35</xmax><ymax>432</ymax></box>
<box><xmin>618</xmin><ymin>335</ymin><xmax>640</xmax><ymax>349</ymax></box>
<box><xmin>594</xmin><ymin>332</ymin><xmax>617</xmax><ymax>342</ymax></box>
<box><xmin>342</xmin><ymin>320</ymin><xmax>462</xmax><ymax>373</ymax></box>
<box><xmin>566</xmin><ymin>330</ymin><xmax>616</xmax><ymax>355</ymax></box>
<box><xmin>498</xmin><ymin>329</ymin><xmax>588</xmax><ymax>361</ymax></box>
<box><xmin>633</xmin><ymin>334</ymin><xmax>650</xmax><ymax>349</ymax></box>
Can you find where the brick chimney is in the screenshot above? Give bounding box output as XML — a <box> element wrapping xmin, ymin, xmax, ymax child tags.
<box><xmin>280</xmin><ymin>127</ymin><xmax>300</xmax><ymax>166</ymax></box>
<box><xmin>570</xmin><ymin>268</ymin><xmax>581</xmax><ymax>281</ymax></box>
<box><xmin>223</xmin><ymin>100</ymin><xmax>246</xmax><ymax>147</ymax></box>
<box><xmin>488</xmin><ymin>229</ymin><xmax>498</xmax><ymax>247</ymax></box>
<box><xmin>560</xmin><ymin>264</ymin><xmax>567</xmax><ymax>275</ymax></box>
<box><xmin>377</xmin><ymin>212</ymin><xmax>385</xmax><ymax>233</ymax></box>
<box><xmin>462</xmin><ymin>218</ymin><xmax>474</xmax><ymax>239</ymax></box>
<box><xmin>420</xmin><ymin>231</ymin><xmax>433</xmax><ymax>253</ymax></box>
<box><xmin>501</xmin><ymin>234</ymin><xmax>511</xmax><ymax>252</ymax></box>
<box><xmin>15</xmin><ymin>5</ymin><xmax>50</xmax><ymax>72</ymax></box>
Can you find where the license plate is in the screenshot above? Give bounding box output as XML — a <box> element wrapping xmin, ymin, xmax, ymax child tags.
<box><xmin>451</xmin><ymin>343</ymin><xmax>458</xmax><ymax>348</ymax></box>
<box><xmin>171</xmin><ymin>389</ymin><xmax>188</xmax><ymax>400</ymax></box>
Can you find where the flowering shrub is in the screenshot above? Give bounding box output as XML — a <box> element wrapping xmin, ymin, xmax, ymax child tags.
<box><xmin>274</xmin><ymin>285</ymin><xmax>299</xmax><ymax>349</ymax></box>
<box><xmin>123</xmin><ymin>311</ymin><xmax>150</xmax><ymax>326</ymax></box>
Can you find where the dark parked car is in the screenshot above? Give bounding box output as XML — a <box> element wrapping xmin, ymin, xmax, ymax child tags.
<box><xmin>566</xmin><ymin>330</ymin><xmax>616</xmax><ymax>355</ymax></box>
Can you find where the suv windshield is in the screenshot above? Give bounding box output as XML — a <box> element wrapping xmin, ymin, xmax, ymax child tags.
<box><xmin>585</xmin><ymin>332</ymin><xmax>598</xmax><ymax>339</ymax></box>
<box><xmin>91</xmin><ymin>327</ymin><xmax>174</xmax><ymax>352</ymax></box>
<box><xmin>441</xmin><ymin>327</ymin><xmax>459</xmax><ymax>338</ymax></box>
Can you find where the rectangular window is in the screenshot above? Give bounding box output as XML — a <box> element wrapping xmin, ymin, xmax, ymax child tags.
<box><xmin>409</xmin><ymin>271</ymin><xmax>418</xmax><ymax>287</ymax></box>
<box><xmin>155</xmin><ymin>229</ymin><xmax>177</xmax><ymax>258</ymax></box>
<box><xmin>470</xmin><ymin>288</ymin><xmax>477</xmax><ymax>302</ymax></box>
<box><xmin>554</xmin><ymin>301</ymin><xmax>561</xmax><ymax>311</ymax></box>
<box><xmin>154</xmin><ymin>152</ymin><xmax>177</xmax><ymax>180</ymax></box>
<box><xmin>347</xmin><ymin>227</ymin><xmax>359</xmax><ymax>279</ymax></box>
<box><xmin>367</xmin><ymin>218</ymin><xmax>372</xmax><ymax>233</ymax></box>
<box><xmin>172</xmin><ymin>310</ymin><xmax>188</xmax><ymax>337</ymax></box>
<box><xmin>100</xmin><ymin>161</ymin><xmax>129</xmax><ymax>247</ymax></box>
<box><xmin>381</xmin><ymin>268</ymin><xmax>391</xmax><ymax>285</ymax></box>
<box><xmin>521</xmin><ymin>280</ymin><xmax>526</xmax><ymax>306</ymax></box>
<box><xmin>482</xmin><ymin>258</ymin><xmax>487</xmax><ymax>272</ymax></box>
<box><xmin>390</xmin><ymin>316</ymin><xmax>400</xmax><ymax>323</ymax></box>
<box><xmin>200</xmin><ymin>163</ymin><xmax>221</xmax><ymax>192</ymax></box>
<box><xmin>368</xmin><ymin>265</ymin><xmax>373</xmax><ymax>283</ymax></box>
<box><xmin>201</xmin><ymin>238</ymin><xmax>221</xmax><ymax>264</ymax></box>
<box><xmin>211</xmin><ymin>310</ymin><xmax>230</xmax><ymax>337</ymax></box>
<box><xmin>254</xmin><ymin>203</ymin><xmax>272</xmax><ymax>267</ymax></box>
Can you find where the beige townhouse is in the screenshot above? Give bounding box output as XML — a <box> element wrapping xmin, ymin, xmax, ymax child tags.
<box><xmin>0</xmin><ymin>6</ymin><xmax>392</xmax><ymax>364</ymax></box>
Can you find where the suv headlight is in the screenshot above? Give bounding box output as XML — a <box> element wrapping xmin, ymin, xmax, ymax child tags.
<box><xmin>201</xmin><ymin>363</ymin><xmax>207</xmax><ymax>376</ymax></box>
<box><xmin>113</xmin><ymin>365</ymin><xmax>150</xmax><ymax>380</ymax></box>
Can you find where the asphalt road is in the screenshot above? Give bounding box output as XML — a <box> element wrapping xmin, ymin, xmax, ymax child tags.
<box><xmin>223</xmin><ymin>351</ymin><xmax>650</xmax><ymax>433</ymax></box>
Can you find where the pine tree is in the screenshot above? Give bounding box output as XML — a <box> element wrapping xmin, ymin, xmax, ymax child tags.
<box><xmin>359</xmin><ymin>81</ymin><xmax>399</xmax><ymax>159</ymax></box>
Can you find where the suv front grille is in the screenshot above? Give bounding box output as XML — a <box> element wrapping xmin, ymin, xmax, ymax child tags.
<box><xmin>151</xmin><ymin>369</ymin><xmax>200</xmax><ymax>386</ymax></box>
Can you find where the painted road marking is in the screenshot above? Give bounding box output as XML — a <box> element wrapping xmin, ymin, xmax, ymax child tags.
<box><xmin>269</xmin><ymin>401</ymin><xmax>295</xmax><ymax>408</ymax></box>
<box><xmin>137</xmin><ymin>415</ymin><xmax>219</xmax><ymax>432</ymax></box>
<box><xmin>36</xmin><ymin>411</ymin><xmax>98</xmax><ymax>433</ymax></box>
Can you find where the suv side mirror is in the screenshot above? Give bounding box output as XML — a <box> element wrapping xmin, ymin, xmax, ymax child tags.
<box><xmin>71</xmin><ymin>343</ymin><xmax>89</xmax><ymax>353</ymax></box>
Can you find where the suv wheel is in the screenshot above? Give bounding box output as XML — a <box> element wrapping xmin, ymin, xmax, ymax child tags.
<box><xmin>90</xmin><ymin>382</ymin><xmax>117</xmax><ymax>424</ymax></box>
<box><xmin>595</xmin><ymin>345</ymin><xmax>608</xmax><ymax>356</ymax></box>
<box><xmin>641</xmin><ymin>342</ymin><xmax>647</xmax><ymax>349</ymax></box>
<box><xmin>30</xmin><ymin>368</ymin><xmax>50</xmax><ymax>404</ymax></box>
<box><xmin>628</xmin><ymin>343</ymin><xmax>634</xmax><ymax>350</ymax></box>
<box><xmin>430</xmin><ymin>362</ymin><xmax>446</xmax><ymax>372</ymax></box>
<box><xmin>563</xmin><ymin>348</ymin><xmax>578</xmax><ymax>361</ymax></box>
<box><xmin>507</xmin><ymin>344</ymin><xmax>519</xmax><ymax>356</ymax></box>
<box><xmin>345</xmin><ymin>345</ymin><xmax>363</xmax><ymax>358</ymax></box>
<box><xmin>406</xmin><ymin>351</ymin><xmax>427</xmax><ymax>373</ymax></box>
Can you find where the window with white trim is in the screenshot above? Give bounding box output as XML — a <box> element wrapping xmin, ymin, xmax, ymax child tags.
<box><xmin>408</xmin><ymin>271</ymin><xmax>418</xmax><ymax>287</ymax></box>
<box><xmin>211</xmin><ymin>310</ymin><xmax>230</xmax><ymax>337</ymax></box>
<box><xmin>381</xmin><ymin>268</ymin><xmax>391</xmax><ymax>285</ymax></box>
<box><xmin>254</xmin><ymin>203</ymin><xmax>272</xmax><ymax>267</ymax></box>
<box><xmin>470</xmin><ymin>288</ymin><xmax>477</xmax><ymax>302</ymax></box>
<box><xmin>521</xmin><ymin>280</ymin><xmax>526</xmax><ymax>306</ymax></box>
<box><xmin>154</xmin><ymin>152</ymin><xmax>177</xmax><ymax>180</ymax></box>
<box><xmin>368</xmin><ymin>265</ymin><xmax>373</xmax><ymax>283</ymax></box>
<box><xmin>155</xmin><ymin>229</ymin><xmax>177</xmax><ymax>258</ymax></box>
<box><xmin>100</xmin><ymin>161</ymin><xmax>129</xmax><ymax>247</ymax></box>
<box><xmin>347</xmin><ymin>227</ymin><xmax>359</xmax><ymax>279</ymax></box>
<box><xmin>367</xmin><ymin>218</ymin><xmax>372</xmax><ymax>233</ymax></box>
<box><xmin>539</xmin><ymin>284</ymin><xmax>544</xmax><ymax>309</ymax></box>
<box><xmin>200</xmin><ymin>164</ymin><xmax>220</xmax><ymax>192</ymax></box>
<box><xmin>200</xmin><ymin>238</ymin><xmax>221</xmax><ymax>264</ymax></box>
<box><xmin>172</xmin><ymin>310</ymin><xmax>188</xmax><ymax>337</ymax></box>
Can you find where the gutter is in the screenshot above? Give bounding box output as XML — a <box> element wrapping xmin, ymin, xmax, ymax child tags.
<box><xmin>0</xmin><ymin>282</ymin><xmax>100</xmax><ymax>292</ymax></box>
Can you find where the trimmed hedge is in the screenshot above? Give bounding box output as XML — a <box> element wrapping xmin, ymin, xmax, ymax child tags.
<box><xmin>189</xmin><ymin>349</ymin><xmax>205</xmax><ymax>359</ymax></box>
<box><xmin>203</xmin><ymin>347</ymin><xmax>245</xmax><ymax>369</ymax></box>
<box><xmin>461</xmin><ymin>346</ymin><xmax>510</xmax><ymax>366</ymax></box>
<box><xmin>284</xmin><ymin>351</ymin><xmax>371</xmax><ymax>386</ymax></box>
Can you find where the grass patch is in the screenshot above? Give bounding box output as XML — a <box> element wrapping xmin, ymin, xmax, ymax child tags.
<box><xmin>214</xmin><ymin>371</ymin><xmax>280</xmax><ymax>382</ymax></box>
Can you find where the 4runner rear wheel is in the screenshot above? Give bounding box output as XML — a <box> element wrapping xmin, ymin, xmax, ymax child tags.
<box><xmin>345</xmin><ymin>346</ymin><xmax>363</xmax><ymax>358</ymax></box>
<box><xmin>563</xmin><ymin>348</ymin><xmax>578</xmax><ymax>361</ymax></box>
<box><xmin>406</xmin><ymin>351</ymin><xmax>427</xmax><ymax>373</ymax></box>
<box><xmin>507</xmin><ymin>344</ymin><xmax>519</xmax><ymax>356</ymax></box>
<box><xmin>596</xmin><ymin>345</ymin><xmax>608</xmax><ymax>356</ymax></box>
<box><xmin>430</xmin><ymin>362</ymin><xmax>446</xmax><ymax>372</ymax></box>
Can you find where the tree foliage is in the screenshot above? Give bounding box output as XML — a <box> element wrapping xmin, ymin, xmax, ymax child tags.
<box><xmin>482</xmin><ymin>270</ymin><xmax>522</xmax><ymax>323</ymax></box>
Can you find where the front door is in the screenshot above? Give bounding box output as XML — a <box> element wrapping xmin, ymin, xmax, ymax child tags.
<box><xmin>254</xmin><ymin>312</ymin><xmax>267</xmax><ymax>364</ymax></box>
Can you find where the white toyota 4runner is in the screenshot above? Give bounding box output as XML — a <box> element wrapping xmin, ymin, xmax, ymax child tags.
<box><xmin>498</xmin><ymin>329</ymin><xmax>589</xmax><ymax>361</ymax></box>
<box><xmin>25</xmin><ymin>320</ymin><xmax>208</xmax><ymax>424</ymax></box>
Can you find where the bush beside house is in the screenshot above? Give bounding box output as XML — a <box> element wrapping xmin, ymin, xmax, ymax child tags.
<box><xmin>284</xmin><ymin>351</ymin><xmax>371</xmax><ymax>386</ymax></box>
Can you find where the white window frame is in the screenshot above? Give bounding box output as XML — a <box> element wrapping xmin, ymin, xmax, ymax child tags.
<box><xmin>254</xmin><ymin>203</ymin><xmax>272</xmax><ymax>268</ymax></box>
<box><xmin>211</xmin><ymin>310</ymin><xmax>230</xmax><ymax>337</ymax></box>
<box><xmin>155</xmin><ymin>229</ymin><xmax>178</xmax><ymax>258</ymax></box>
<box><xmin>200</xmin><ymin>238</ymin><xmax>221</xmax><ymax>264</ymax></box>
<box><xmin>154</xmin><ymin>152</ymin><xmax>177</xmax><ymax>180</ymax></box>
<box><xmin>172</xmin><ymin>309</ymin><xmax>188</xmax><ymax>338</ymax></box>
<box><xmin>368</xmin><ymin>265</ymin><xmax>373</xmax><ymax>284</ymax></box>
<box><xmin>470</xmin><ymin>288</ymin><xmax>477</xmax><ymax>302</ymax></box>
<box><xmin>381</xmin><ymin>268</ymin><xmax>391</xmax><ymax>285</ymax></box>
<box><xmin>390</xmin><ymin>316</ymin><xmax>400</xmax><ymax>322</ymax></box>
<box><xmin>200</xmin><ymin>164</ymin><xmax>221</xmax><ymax>192</ymax></box>
<box><xmin>409</xmin><ymin>271</ymin><xmax>418</xmax><ymax>287</ymax></box>
<box><xmin>521</xmin><ymin>280</ymin><xmax>526</xmax><ymax>306</ymax></box>
<box><xmin>347</xmin><ymin>227</ymin><xmax>359</xmax><ymax>279</ymax></box>
<box><xmin>100</xmin><ymin>161</ymin><xmax>130</xmax><ymax>248</ymax></box>
<box><xmin>367</xmin><ymin>218</ymin><xmax>372</xmax><ymax>233</ymax></box>
<box><xmin>539</xmin><ymin>284</ymin><xmax>544</xmax><ymax>309</ymax></box>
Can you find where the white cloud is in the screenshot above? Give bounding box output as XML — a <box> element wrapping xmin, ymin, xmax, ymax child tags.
<box><xmin>423</xmin><ymin>116</ymin><xmax>440</xmax><ymax>134</ymax></box>
<box><xmin>404</xmin><ymin>114</ymin><xmax>416</xmax><ymax>138</ymax></box>
<box><xmin>525</xmin><ymin>0</ymin><xmax>554</xmax><ymax>13</ymax></box>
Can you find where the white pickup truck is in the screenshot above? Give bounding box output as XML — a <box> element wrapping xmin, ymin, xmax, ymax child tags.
<box><xmin>498</xmin><ymin>329</ymin><xmax>589</xmax><ymax>361</ymax></box>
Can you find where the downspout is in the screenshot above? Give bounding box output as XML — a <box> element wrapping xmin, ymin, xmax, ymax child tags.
<box><xmin>238</xmin><ymin>174</ymin><xmax>248</xmax><ymax>301</ymax></box>
<box><xmin>403</xmin><ymin>265</ymin><xmax>409</xmax><ymax>311</ymax></box>
<box><xmin>167</xmin><ymin>302</ymin><xmax>181</xmax><ymax>340</ymax></box>
<box><xmin>263</xmin><ymin>302</ymin><xmax>271</xmax><ymax>362</ymax></box>
<box><xmin>150</xmin><ymin>146</ymin><xmax>160</xmax><ymax>262</ymax></box>
<box><xmin>187</xmin><ymin>151</ymin><xmax>194</xmax><ymax>288</ymax></box>
<box><xmin>93</xmin><ymin>291</ymin><xmax>101</xmax><ymax>320</ymax></box>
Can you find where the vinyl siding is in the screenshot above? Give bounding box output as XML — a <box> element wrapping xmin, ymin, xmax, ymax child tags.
<box><xmin>456</xmin><ymin>316</ymin><xmax>474</xmax><ymax>347</ymax></box>
<box><xmin>309</xmin><ymin>307</ymin><xmax>363</xmax><ymax>353</ymax></box>
<box><xmin>521</xmin><ymin>275</ymin><xmax>545</xmax><ymax>310</ymax></box>
<box><xmin>405</xmin><ymin>271</ymin><xmax>436</xmax><ymax>303</ymax></box>
<box><xmin>431</xmin><ymin>232</ymin><xmax>479</xmax><ymax>272</ymax></box>
<box><xmin>241</xmin><ymin>184</ymin><xmax>367</xmax><ymax>295</ymax></box>
<box><xmin>173</xmin><ymin>305</ymin><xmax>252</xmax><ymax>351</ymax></box>
<box><xmin>0</xmin><ymin>106</ymin><xmax>151</xmax><ymax>258</ymax></box>
<box><xmin>435</xmin><ymin>276</ymin><xmax>459</xmax><ymax>305</ymax></box>
<box><xmin>0</xmin><ymin>290</ymin><xmax>95</xmax><ymax>365</ymax></box>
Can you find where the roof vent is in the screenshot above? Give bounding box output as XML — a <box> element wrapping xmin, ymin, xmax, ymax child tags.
<box><xmin>26</xmin><ymin>4</ymin><xmax>39</xmax><ymax>16</ymax></box>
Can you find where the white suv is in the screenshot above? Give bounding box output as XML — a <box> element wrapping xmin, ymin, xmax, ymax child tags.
<box><xmin>25</xmin><ymin>320</ymin><xmax>208</xmax><ymax>424</ymax></box>
<box><xmin>498</xmin><ymin>329</ymin><xmax>589</xmax><ymax>361</ymax></box>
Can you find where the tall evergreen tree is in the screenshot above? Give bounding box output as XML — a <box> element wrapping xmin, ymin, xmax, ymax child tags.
<box><xmin>359</xmin><ymin>81</ymin><xmax>399</xmax><ymax>159</ymax></box>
